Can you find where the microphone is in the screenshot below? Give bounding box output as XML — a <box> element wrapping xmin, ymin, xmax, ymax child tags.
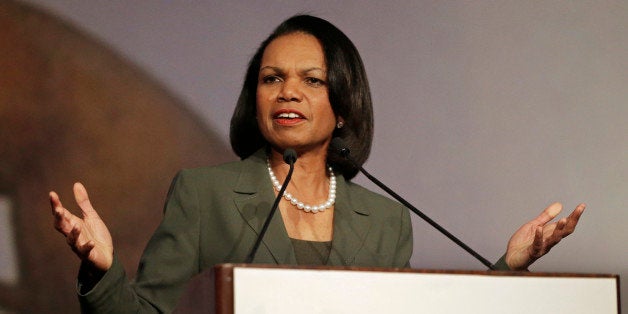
<box><xmin>330</xmin><ymin>138</ymin><xmax>496</xmax><ymax>270</ymax></box>
<box><xmin>245</xmin><ymin>148</ymin><xmax>297</xmax><ymax>263</ymax></box>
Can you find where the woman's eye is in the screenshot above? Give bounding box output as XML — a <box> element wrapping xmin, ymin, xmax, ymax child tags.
<box><xmin>262</xmin><ymin>76</ymin><xmax>281</xmax><ymax>84</ymax></box>
<box><xmin>305</xmin><ymin>77</ymin><xmax>325</xmax><ymax>86</ymax></box>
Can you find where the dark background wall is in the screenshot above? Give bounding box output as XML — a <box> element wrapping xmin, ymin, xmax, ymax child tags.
<box><xmin>1</xmin><ymin>1</ymin><xmax>626</xmax><ymax>312</ymax></box>
<box><xmin>0</xmin><ymin>1</ymin><xmax>233</xmax><ymax>312</ymax></box>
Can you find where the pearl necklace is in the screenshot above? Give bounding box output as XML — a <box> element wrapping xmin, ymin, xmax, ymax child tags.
<box><xmin>266</xmin><ymin>159</ymin><xmax>336</xmax><ymax>213</ymax></box>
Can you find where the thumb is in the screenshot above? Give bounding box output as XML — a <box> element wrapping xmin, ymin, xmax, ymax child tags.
<box><xmin>531</xmin><ymin>202</ymin><xmax>563</xmax><ymax>226</ymax></box>
<box><xmin>73</xmin><ymin>182</ymin><xmax>99</xmax><ymax>218</ymax></box>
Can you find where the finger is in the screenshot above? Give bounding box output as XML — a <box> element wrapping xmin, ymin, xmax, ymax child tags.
<box><xmin>67</xmin><ymin>224</ymin><xmax>95</xmax><ymax>258</ymax></box>
<box><xmin>49</xmin><ymin>191</ymin><xmax>64</xmax><ymax>213</ymax></box>
<box><xmin>50</xmin><ymin>191</ymin><xmax>78</xmax><ymax>233</ymax></box>
<box><xmin>73</xmin><ymin>182</ymin><xmax>99</xmax><ymax>218</ymax></box>
<box><xmin>551</xmin><ymin>218</ymin><xmax>567</xmax><ymax>241</ymax></box>
<box><xmin>555</xmin><ymin>217</ymin><xmax>573</xmax><ymax>239</ymax></box>
<box><xmin>531</xmin><ymin>202</ymin><xmax>563</xmax><ymax>226</ymax></box>
<box><xmin>67</xmin><ymin>223</ymin><xmax>80</xmax><ymax>248</ymax></box>
<box><xmin>50</xmin><ymin>191</ymin><xmax>67</xmax><ymax>216</ymax></box>
<box><xmin>541</xmin><ymin>222</ymin><xmax>558</xmax><ymax>238</ymax></box>
<box><xmin>530</xmin><ymin>226</ymin><xmax>544</xmax><ymax>259</ymax></box>
<box><xmin>52</xmin><ymin>204</ymin><xmax>78</xmax><ymax>235</ymax></box>
<box><xmin>80</xmin><ymin>241</ymin><xmax>96</xmax><ymax>257</ymax></box>
<box><xmin>543</xmin><ymin>219</ymin><xmax>566</xmax><ymax>251</ymax></box>
<box><xmin>556</xmin><ymin>218</ymin><xmax>567</xmax><ymax>231</ymax></box>
<box><xmin>565</xmin><ymin>203</ymin><xmax>586</xmax><ymax>229</ymax></box>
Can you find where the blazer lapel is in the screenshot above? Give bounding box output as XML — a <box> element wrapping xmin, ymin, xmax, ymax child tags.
<box><xmin>232</xmin><ymin>150</ymin><xmax>296</xmax><ymax>264</ymax></box>
<box><xmin>328</xmin><ymin>175</ymin><xmax>371</xmax><ymax>265</ymax></box>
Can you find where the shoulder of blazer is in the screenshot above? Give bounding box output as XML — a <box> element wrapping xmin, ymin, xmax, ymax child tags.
<box><xmin>174</xmin><ymin>149</ymin><xmax>268</xmax><ymax>195</ymax></box>
<box><xmin>341</xmin><ymin>179</ymin><xmax>404</xmax><ymax>216</ymax></box>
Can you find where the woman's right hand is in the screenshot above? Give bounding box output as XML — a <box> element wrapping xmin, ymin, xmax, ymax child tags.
<box><xmin>50</xmin><ymin>182</ymin><xmax>114</xmax><ymax>271</ymax></box>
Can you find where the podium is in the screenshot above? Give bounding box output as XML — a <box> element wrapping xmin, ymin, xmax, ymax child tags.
<box><xmin>174</xmin><ymin>264</ymin><xmax>620</xmax><ymax>314</ymax></box>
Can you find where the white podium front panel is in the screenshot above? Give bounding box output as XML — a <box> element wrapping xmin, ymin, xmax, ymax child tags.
<box><xmin>233</xmin><ymin>267</ymin><xmax>618</xmax><ymax>314</ymax></box>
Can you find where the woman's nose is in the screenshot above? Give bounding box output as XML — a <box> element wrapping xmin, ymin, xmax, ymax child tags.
<box><xmin>277</xmin><ymin>79</ymin><xmax>303</xmax><ymax>103</ymax></box>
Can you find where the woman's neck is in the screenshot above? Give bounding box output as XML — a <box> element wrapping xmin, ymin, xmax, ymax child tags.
<box><xmin>268</xmin><ymin>147</ymin><xmax>330</xmax><ymax>203</ymax></box>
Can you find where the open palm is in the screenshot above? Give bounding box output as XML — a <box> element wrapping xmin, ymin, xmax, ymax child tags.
<box><xmin>505</xmin><ymin>202</ymin><xmax>585</xmax><ymax>270</ymax></box>
<box><xmin>50</xmin><ymin>182</ymin><xmax>114</xmax><ymax>271</ymax></box>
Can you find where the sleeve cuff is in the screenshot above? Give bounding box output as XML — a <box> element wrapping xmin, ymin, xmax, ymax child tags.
<box><xmin>77</xmin><ymin>254</ymin><xmax>130</xmax><ymax>312</ymax></box>
<box><xmin>492</xmin><ymin>255</ymin><xmax>512</xmax><ymax>271</ymax></box>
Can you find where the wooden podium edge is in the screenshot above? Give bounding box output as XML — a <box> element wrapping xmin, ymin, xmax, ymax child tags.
<box><xmin>214</xmin><ymin>264</ymin><xmax>234</xmax><ymax>314</ymax></box>
<box><xmin>176</xmin><ymin>263</ymin><xmax>620</xmax><ymax>314</ymax></box>
<box><xmin>218</xmin><ymin>262</ymin><xmax>619</xmax><ymax>278</ymax></box>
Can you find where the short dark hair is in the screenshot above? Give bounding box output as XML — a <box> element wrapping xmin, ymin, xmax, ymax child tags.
<box><xmin>230</xmin><ymin>14</ymin><xmax>373</xmax><ymax>180</ymax></box>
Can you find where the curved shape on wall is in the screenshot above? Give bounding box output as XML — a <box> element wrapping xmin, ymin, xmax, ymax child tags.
<box><xmin>0</xmin><ymin>1</ymin><xmax>234</xmax><ymax>312</ymax></box>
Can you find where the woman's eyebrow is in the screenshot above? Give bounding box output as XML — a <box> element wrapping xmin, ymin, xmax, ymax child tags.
<box><xmin>259</xmin><ymin>66</ymin><xmax>283</xmax><ymax>73</ymax></box>
<box><xmin>300</xmin><ymin>67</ymin><xmax>325</xmax><ymax>75</ymax></box>
<box><xmin>259</xmin><ymin>66</ymin><xmax>325</xmax><ymax>74</ymax></box>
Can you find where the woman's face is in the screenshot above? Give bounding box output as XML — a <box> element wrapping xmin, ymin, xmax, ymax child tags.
<box><xmin>256</xmin><ymin>32</ymin><xmax>337</xmax><ymax>153</ymax></box>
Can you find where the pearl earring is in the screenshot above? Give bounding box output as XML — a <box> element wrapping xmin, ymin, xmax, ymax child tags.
<box><xmin>336</xmin><ymin>121</ymin><xmax>344</xmax><ymax>129</ymax></box>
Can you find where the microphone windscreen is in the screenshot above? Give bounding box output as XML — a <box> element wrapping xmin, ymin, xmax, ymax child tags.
<box><xmin>330</xmin><ymin>137</ymin><xmax>351</xmax><ymax>157</ymax></box>
<box><xmin>283</xmin><ymin>148</ymin><xmax>298</xmax><ymax>164</ymax></box>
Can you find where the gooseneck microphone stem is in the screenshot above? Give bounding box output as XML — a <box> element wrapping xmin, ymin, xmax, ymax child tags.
<box><xmin>245</xmin><ymin>149</ymin><xmax>297</xmax><ymax>263</ymax></box>
<box><xmin>332</xmin><ymin>138</ymin><xmax>496</xmax><ymax>270</ymax></box>
<box><xmin>358</xmin><ymin>164</ymin><xmax>495</xmax><ymax>270</ymax></box>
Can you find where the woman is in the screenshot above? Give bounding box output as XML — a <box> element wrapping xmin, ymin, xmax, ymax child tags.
<box><xmin>50</xmin><ymin>15</ymin><xmax>584</xmax><ymax>313</ymax></box>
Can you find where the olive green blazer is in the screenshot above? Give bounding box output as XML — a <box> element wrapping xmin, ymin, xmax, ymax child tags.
<box><xmin>79</xmin><ymin>150</ymin><xmax>413</xmax><ymax>313</ymax></box>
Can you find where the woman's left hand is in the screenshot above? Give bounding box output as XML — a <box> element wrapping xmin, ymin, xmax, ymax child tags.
<box><xmin>505</xmin><ymin>202</ymin><xmax>585</xmax><ymax>271</ymax></box>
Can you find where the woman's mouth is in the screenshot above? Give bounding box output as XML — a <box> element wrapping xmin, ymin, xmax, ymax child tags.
<box><xmin>273</xmin><ymin>110</ymin><xmax>305</xmax><ymax>125</ymax></box>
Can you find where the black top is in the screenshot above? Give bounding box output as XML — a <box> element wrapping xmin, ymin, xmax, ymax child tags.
<box><xmin>290</xmin><ymin>238</ymin><xmax>332</xmax><ymax>265</ymax></box>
